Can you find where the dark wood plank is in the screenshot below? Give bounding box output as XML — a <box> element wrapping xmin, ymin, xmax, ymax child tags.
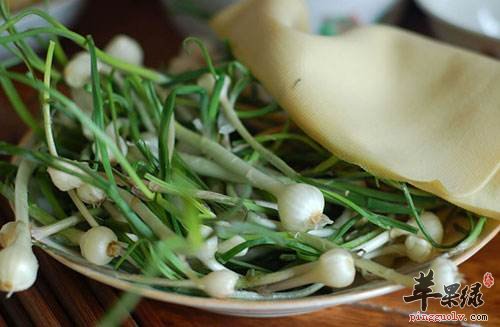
<box><xmin>134</xmin><ymin>300</ymin><xmax>428</xmax><ymax>327</ymax></box>
<box><xmin>0</xmin><ymin>311</ymin><xmax>7</xmax><ymax>327</ymax></box>
<box><xmin>36</xmin><ymin>252</ymin><xmax>105</xmax><ymax>326</ymax></box>
<box><xmin>0</xmin><ymin>295</ymin><xmax>33</xmax><ymax>327</ymax></box>
<box><xmin>87</xmin><ymin>280</ymin><xmax>137</xmax><ymax>327</ymax></box>
<box><xmin>133</xmin><ymin>299</ymin><xmax>177</xmax><ymax>327</ymax></box>
<box><xmin>16</xmin><ymin>276</ymin><xmax>72</xmax><ymax>327</ymax></box>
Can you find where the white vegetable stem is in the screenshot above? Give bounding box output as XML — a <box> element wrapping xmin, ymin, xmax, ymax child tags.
<box><xmin>45</xmin><ymin>42</ymin><xmax>96</xmax><ymax>205</ymax></box>
<box><xmin>178</xmin><ymin>152</ymin><xmax>246</xmax><ymax>184</ymax></box>
<box><xmin>68</xmin><ymin>190</ymin><xmax>99</xmax><ymax>227</ymax></box>
<box><xmin>167</xmin><ymin>117</ymin><xmax>175</xmax><ymax>162</ymax></box>
<box><xmin>363</xmin><ymin>244</ymin><xmax>406</xmax><ymax>260</ymax></box>
<box><xmin>103</xmin><ymin>201</ymin><xmax>127</xmax><ymax>223</ymax></box>
<box><xmin>42</xmin><ymin>41</ymin><xmax>58</xmax><ymax>156</ymax></box>
<box><xmin>332</xmin><ymin>209</ymin><xmax>355</xmax><ymax>228</ymax></box>
<box><xmin>31</xmin><ymin>215</ymin><xmax>82</xmax><ymax>241</ymax></box>
<box><xmin>353</xmin><ymin>231</ymin><xmax>391</xmax><ymax>253</ymax></box>
<box><xmin>118</xmin><ymin>188</ymin><xmax>175</xmax><ymax>240</ymax></box>
<box><xmin>14</xmin><ymin>160</ymin><xmax>34</xmax><ymax>225</ymax></box>
<box><xmin>175</xmin><ymin>122</ymin><xmax>328</xmax><ymax>232</ymax></box>
<box><xmin>307</xmin><ymin>228</ymin><xmax>335</xmax><ymax>238</ymax></box>
<box><xmin>246</xmin><ymin>212</ymin><xmax>279</xmax><ymax>230</ymax></box>
<box><xmin>353</xmin><ymin>256</ymin><xmax>414</xmax><ymax>287</ymax></box>
<box><xmin>176</xmin><ymin>122</ymin><xmax>280</xmax><ymax>191</ymax></box>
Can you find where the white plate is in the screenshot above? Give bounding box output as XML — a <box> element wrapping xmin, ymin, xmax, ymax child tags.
<box><xmin>416</xmin><ymin>0</ymin><xmax>500</xmax><ymax>56</ymax></box>
<box><xmin>15</xmin><ymin>134</ymin><xmax>500</xmax><ymax>317</ymax></box>
<box><xmin>161</xmin><ymin>0</ymin><xmax>407</xmax><ymax>38</ymax></box>
<box><xmin>37</xmin><ymin>220</ymin><xmax>499</xmax><ymax>317</ymax></box>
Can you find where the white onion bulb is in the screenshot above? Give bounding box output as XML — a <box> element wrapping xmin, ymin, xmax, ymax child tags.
<box><xmin>429</xmin><ymin>257</ymin><xmax>461</xmax><ymax>293</ymax></box>
<box><xmin>65</xmin><ymin>35</ymin><xmax>142</xmax><ymax>89</ymax></box>
<box><xmin>104</xmin><ymin>35</ymin><xmax>144</xmax><ymax>65</ymax></box>
<box><xmin>409</xmin><ymin>211</ymin><xmax>443</xmax><ymax>242</ymax></box>
<box><xmin>47</xmin><ymin>161</ymin><xmax>85</xmax><ymax>192</ymax></box>
<box><xmin>405</xmin><ymin>235</ymin><xmax>433</xmax><ymax>263</ymax></box>
<box><xmin>0</xmin><ymin>222</ymin><xmax>38</xmax><ymax>295</ymax></box>
<box><xmin>64</xmin><ymin>52</ymin><xmax>93</xmax><ymax>88</ymax></box>
<box><xmin>276</xmin><ymin>183</ymin><xmax>328</xmax><ymax>232</ymax></box>
<box><xmin>79</xmin><ymin>226</ymin><xmax>119</xmax><ymax>265</ymax></box>
<box><xmin>201</xmin><ymin>270</ymin><xmax>239</xmax><ymax>298</ymax></box>
<box><xmin>404</xmin><ymin>212</ymin><xmax>444</xmax><ymax>263</ymax></box>
<box><xmin>271</xmin><ymin>248</ymin><xmax>356</xmax><ymax>291</ymax></box>
<box><xmin>312</xmin><ymin>248</ymin><xmax>356</xmax><ymax>288</ymax></box>
<box><xmin>76</xmin><ymin>183</ymin><xmax>106</xmax><ymax>205</ymax></box>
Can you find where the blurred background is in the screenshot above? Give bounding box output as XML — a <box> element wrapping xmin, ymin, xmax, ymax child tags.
<box><xmin>4</xmin><ymin>0</ymin><xmax>500</xmax><ymax>64</ymax></box>
<box><xmin>3</xmin><ymin>0</ymin><xmax>500</xmax><ymax>146</ymax></box>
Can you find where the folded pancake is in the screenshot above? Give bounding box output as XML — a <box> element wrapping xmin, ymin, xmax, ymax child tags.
<box><xmin>211</xmin><ymin>0</ymin><xmax>500</xmax><ymax>219</ymax></box>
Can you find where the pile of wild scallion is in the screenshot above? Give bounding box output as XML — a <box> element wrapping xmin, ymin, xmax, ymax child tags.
<box><xmin>0</xmin><ymin>6</ymin><xmax>487</xmax><ymax>300</ymax></box>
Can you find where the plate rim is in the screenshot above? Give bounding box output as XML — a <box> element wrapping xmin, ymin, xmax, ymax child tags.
<box><xmin>40</xmin><ymin>219</ymin><xmax>499</xmax><ymax>312</ymax></box>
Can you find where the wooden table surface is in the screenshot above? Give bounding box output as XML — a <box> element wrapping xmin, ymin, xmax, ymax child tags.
<box><xmin>0</xmin><ymin>1</ymin><xmax>499</xmax><ymax>326</ymax></box>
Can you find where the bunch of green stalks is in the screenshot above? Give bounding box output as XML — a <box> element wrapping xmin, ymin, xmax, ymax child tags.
<box><xmin>0</xmin><ymin>4</ymin><xmax>486</xmax><ymax>307</ymax></box>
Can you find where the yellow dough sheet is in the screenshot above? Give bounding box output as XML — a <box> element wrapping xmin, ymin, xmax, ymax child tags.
<box><xmin>211</xmin><ymin>0</ymin><xmax>500</xmax><ymax>219</ymax></box>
